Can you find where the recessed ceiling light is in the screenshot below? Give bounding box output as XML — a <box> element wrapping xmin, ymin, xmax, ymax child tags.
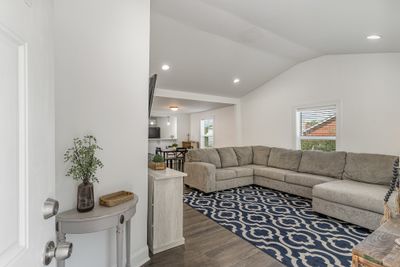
<box><xmin>169</xmin><ymin>106</ymin><xmax>178</xmax><ymax>111</ymax></box>
<box><xmin>366</xmin><ymin>35</ymin><xmax>381</xmax><ymax>40</ymax></box>
<box><xmin>161</xmin><ymin>64</ymin><xmax>170</xmax><ymax>71</ymax></box>
<box><xmin>233</xmin><ymin>78</ymin><xmax>240</xmax><ymax>84</ymax></box>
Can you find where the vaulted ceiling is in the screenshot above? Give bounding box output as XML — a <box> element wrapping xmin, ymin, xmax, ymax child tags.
<box><xmin>150</xmin><ymin>0</ymin><xmax>400</xmax><ymax>97</ymax></box>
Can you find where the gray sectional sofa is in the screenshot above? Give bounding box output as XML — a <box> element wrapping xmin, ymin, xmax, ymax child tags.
<box><xmin>184</xmin><ymin>146</ymin><xmax>398</xmax><ymax>230</ymax></box>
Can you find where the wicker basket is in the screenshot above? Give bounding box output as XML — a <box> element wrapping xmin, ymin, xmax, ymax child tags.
<box><xmin>148</xmin><ymin>162</ymin><xmax>166</xmax><ymax>170</ymax></box>
<box><xmin>99</xmin><ymin>191</ymin><xmax>134</xmax><ymax>207</ymax></box>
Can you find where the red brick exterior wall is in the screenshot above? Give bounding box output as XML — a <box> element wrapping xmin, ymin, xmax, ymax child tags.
<box><xmin>305</xmin><ymin>118</ymin><xmax>336</xmax><ymax>136</ymax></box>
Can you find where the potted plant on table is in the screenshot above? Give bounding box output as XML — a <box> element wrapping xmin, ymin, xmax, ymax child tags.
<box><xmin>64</xmin><ymin>135</ymin><xmax>103</xmax><ymax>212</ymax></box>
<box><xmin>149</xmin><ymin>154</ymin><xmax>166</xmax><ymax>170</ymax></box>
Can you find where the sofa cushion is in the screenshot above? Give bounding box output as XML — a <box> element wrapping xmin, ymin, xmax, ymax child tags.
<box><xmin>252</xmin><ymin>146</ymin><xmax>271</xmax><ymax>165</ymax></box>
<box><xmin>186</xmin><ymin>148</ymin><xmax>222</xmax><ymax>168</ymax></box>
<box><xmin>254</xmin><ymin>167</ymin><xmax>296</xmax><ymax>182</ymax></box>
<box><xmin>286</xmin><ymin>172</ymin><xmax>336</xmax><ymax>188</ymax></box>
<box><xmin>217</xmin><ymin>147</ymin><xmax>239</xmax><ymax>168</ymax></box>
<box><xmin>313</xmin><ymin>180</ymin><xmax>396</xmax><ymax>214</ymax></box>
<box><xmin>233</xmin><ymin>146</ymin><xmax>253</xmax><ymax>166</ymax></box>
<box><xmin>298</xmin><ymin>151</ymin><xmax>346</xmax><ymax>178</ymax></box>
<box><xmin>343</xmin><ymin>153</ymin><xmax>398</xmax><ymax>185</ymax></box>
<box><xmin>268</xmin><ymin>148</ymin><xmax>302</xmax><ymax>171</ymax></box>
<box><xmin>215</xmin><ymin>169</ymin><xmax>237</xmax><ymax>181</ymax></box>
<box><xmin>244</xmin><ymin>164</ymin><xmax>267</xmax><ymax>170</ymax></box>
<box><xmin>225</xmin><ymin>166</ymin><xmax>253</xmax><ymax>177</ymax></box>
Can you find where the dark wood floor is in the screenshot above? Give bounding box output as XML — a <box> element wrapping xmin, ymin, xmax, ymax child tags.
<box><xmin>143</xmin><ymin>203</ymin><xmax>284</xmax><ymax>267</ymax></box>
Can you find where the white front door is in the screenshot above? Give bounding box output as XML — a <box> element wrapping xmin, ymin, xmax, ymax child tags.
<box><xmin>0</xmin><ymin>0</ymin><xmax>56</xmax><ymax>266</ymax></box>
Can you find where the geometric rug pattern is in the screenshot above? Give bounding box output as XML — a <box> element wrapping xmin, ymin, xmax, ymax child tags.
<box><xmin>183</xmin><ymin>185</ymin><xmax>371</xmax><ymax>267</ymax></box>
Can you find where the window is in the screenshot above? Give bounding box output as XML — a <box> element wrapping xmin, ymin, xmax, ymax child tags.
<box><xmin>200</xmin><ymin>118</ymin><xmax>214</xmax><ymax>148</ymax></box>
<box><xmin>296</xmin><ymin>105</ymin><xmax>337</xmax><ymax>152</ymax></box>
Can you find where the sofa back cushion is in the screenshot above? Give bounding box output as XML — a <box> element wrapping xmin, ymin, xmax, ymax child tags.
<box><xmin>268</xmin><ymin>148</ymin><xmax>302</xmax><ymax>171</ymax></box>
<box><xmin>252</xmin><ymin>146</ymin><xmax>271</xmax><ymax>165</ymax></box>
<box><xmin>186</xmin><ymin>148</ymin><xmax>222</xmax><ymax>168</ymax></box>
<box><xmin>343</xmin><ymin>152</ymin><xmax>398</xmax><ymax>185</ymax></box>
<box><xmin>217</xmin><ymin>147</ymin><xmax>239</xmax><ymax>168</ymax></box>
<box><xmin>298</xmin><ymin>151</ymin><xmax>346</xmax><ymax>178</ymax></box>
<box><xmin>233</xmin><ymin>146</ymin><xmax>253</xmax><ymax>166</ymax></box>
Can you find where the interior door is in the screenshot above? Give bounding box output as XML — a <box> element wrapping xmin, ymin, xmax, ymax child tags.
<box><xmin>0</xmin><ymin>0</ymin><xmax>56</xmax><ymax>266</ymax></box>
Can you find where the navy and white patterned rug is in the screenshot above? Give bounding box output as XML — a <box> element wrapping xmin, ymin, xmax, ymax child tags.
<box><xmin>183</xmin><ymin>185</ymin><xmax>371</xmax><ymax>267</ymax></box>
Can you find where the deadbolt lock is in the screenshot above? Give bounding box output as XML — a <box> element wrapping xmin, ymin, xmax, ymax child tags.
<box><xmin>42</xmin><ymin>198</ymin><xmax>59</xmax><ymax>219</ymax></box>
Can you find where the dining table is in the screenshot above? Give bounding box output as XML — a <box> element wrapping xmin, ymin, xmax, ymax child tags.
<box><xmin>160</xmin><ymin>148</ymin><xmax>187</xmax><ymax>171</ymax></box>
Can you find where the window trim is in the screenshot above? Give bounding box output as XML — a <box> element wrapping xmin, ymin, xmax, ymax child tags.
<box><xmin>293</xmin><ymin>101</ymin><xmax>342</xmax><ymax>151</ymax></box>
<box><xmin>200</xmin><ymin>117</ymin><xmax>215</xmax><ymax>148</ymax></box>
<box><xmin>300</xmin><ymin>136</ymin><xmax>336</xmax><ymax>141</ymax></box>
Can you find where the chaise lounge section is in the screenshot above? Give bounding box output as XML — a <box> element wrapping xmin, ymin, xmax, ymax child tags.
<box><xmin>312</xmin><ymin>152</ymin><xmax>398</xmax><ymax>230</ymax></box>
<box><xmin>184</xmin><ymin>146</ymin><xmax>398</xmax><ymax>230</ymax></box>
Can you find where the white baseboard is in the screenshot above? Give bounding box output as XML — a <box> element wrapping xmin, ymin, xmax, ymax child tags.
<box><xmin>111</xmin><ymin>245</ymin><xmax>149</xmax><ymax>267</ymax></box>
<box><xmin>131</xmin><ymin>245</ymin><xmax>150</xmax><ymax>267</ymax></box>
<box><xmin>150</xmin><ymin>238</ymin><xmax>185</xmax><ymax>254</ymax></box>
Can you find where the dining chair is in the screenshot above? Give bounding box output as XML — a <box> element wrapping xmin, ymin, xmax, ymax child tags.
<box><xmin>175</xmin><ymin>147</ymin><xmax>187</xmax><ymax>171</ymax></box>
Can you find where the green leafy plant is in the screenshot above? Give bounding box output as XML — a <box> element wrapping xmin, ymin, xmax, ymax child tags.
<box><xmin>301</xmin><ymin>140</ymin><xmax>336</xmax><ymax>152</ymax></box>
<box><xmin>152</xmin><ymin>154</ymin><xmax>165</xmax><ymax>163</ymax></box>
<box><xmin>171</xmin><ymin>143</ymin><xmax>178</xmax><ymax>147</ymax></box>
<box><xmin>64</xmin><ymin>135</ymin><xmax>103</xmax><ymax>184</ymax></box>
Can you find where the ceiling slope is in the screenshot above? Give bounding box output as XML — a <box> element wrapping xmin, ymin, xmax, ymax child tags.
<box><xmin>151</xmin><ymin>0</ymin><xmax>400</xmax><ymax>97</ymax></box>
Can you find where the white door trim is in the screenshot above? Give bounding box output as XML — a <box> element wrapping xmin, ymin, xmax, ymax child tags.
<box><xmin>0</xmin><ymin>23</ymin><xmax>28</xmax><ymax>266</ymax></box>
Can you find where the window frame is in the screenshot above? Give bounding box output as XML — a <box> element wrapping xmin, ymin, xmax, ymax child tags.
<box><xmin>200</xmin><ymin>117</ymin><xmax>215</xmax><ymax>148</ymax></box>
<box><xmin>293</xmin><ymin>102</ymin><xmax>341</xmax><ymax>151</ymax></box>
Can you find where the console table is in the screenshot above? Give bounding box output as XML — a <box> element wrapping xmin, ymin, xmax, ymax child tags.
<box><xmin>56</xmin><ymin>196</ymin><xmax>139</xmax><ymax>267</ymax></box>
<box><xmin>352</xmin><ymin>216</ymin><xmax>400</xmax><ymax>267</ymax></box>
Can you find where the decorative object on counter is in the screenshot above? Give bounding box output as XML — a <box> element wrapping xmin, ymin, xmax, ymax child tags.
<box><xmin>171</xmin><ymin>143</ymin><xmax>178</xmax><ymax>148</ymax></box>
<box><xmin>381</xmin><ymin>158</ymin><xmax>400</xmax><ymax>224</ymax></box>
<box><xmin>99</xmin><ymin>191</ymin><xmax>134</xmax><ymax>207</ymax></box>
<box><xmin>380</xmin><ymin>157</ymin><xmax>400</xmax><ymax>262</ymax></box>
<box><xmin>397</xmin><ymin>166</ymin><xmax>400</xmax><ymax>215</ymax></box>
<box><xmin>148</xmin><ymin>154</ymin><xmax>166</xmax><ymax>170</ymax></box>
<box><xmin>64</xmin><ymin>135</ymin><xmax>103</xmax><ymax>213</ymax></box>
<box><xmin>352</xmin><ymin>215</ymin><xmax>400</xmax><ymax>267</ymax></box>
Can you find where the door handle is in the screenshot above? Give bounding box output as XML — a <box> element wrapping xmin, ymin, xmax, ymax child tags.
<box><xmin>43</xmin><ymin>241</ymin><xmax>73</xmax><ymax>265</ymax></box>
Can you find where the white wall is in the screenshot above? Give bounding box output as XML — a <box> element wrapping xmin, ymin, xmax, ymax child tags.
<box><xmin>177</xmin><ymin>114</ymin><xmax>191</xmax><ymax>145</ymax></box>
<box><xmin>241</xmin><ymin>53</ymin><xmax>400</xmax><ymax>155</ymax></box>
<box><xmin>55</xmin><ymin>1</ymin><xmax>150</xmax><ymax>267</ymax></box>
<box><xmin>190</xmin><ymin>105</ymin><xmax>236</xmax><ymax>148</ymax></box>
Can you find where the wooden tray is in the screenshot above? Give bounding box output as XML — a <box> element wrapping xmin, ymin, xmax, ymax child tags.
<box><xmin>99</xmin><ymin>191</ymin><xmax>134</xmax><ymax>207</ymax></box>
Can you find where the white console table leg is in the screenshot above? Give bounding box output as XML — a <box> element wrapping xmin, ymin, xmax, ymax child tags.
<box><xmin>126</xmin><ymin>219</ymin><xmax>131</xmax><ymax>267</ymax></box>
<box><xmin>116</xmin><ymin>223</ymin><xmax>124</xmax><ymax>267</ymax></box>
